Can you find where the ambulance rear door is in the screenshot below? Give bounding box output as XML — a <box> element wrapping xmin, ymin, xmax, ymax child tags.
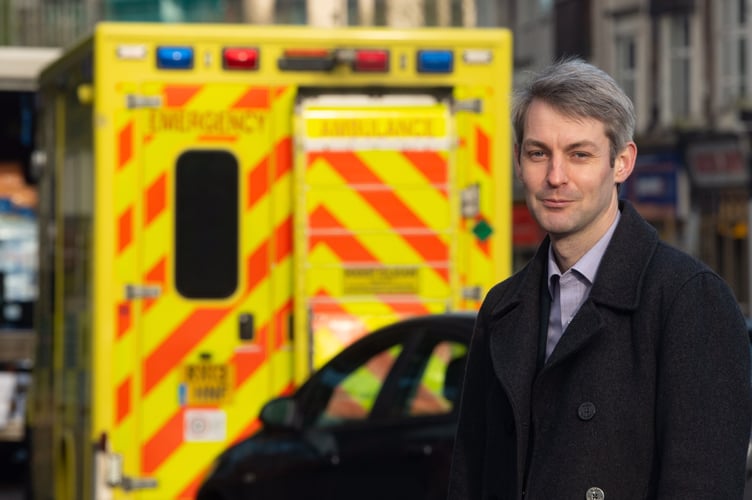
<box><xmin>294</xmin><ymin>92</ymin><xmax>459</xmax><ymax>377</ymax></box>
<box><xmin>116</xmin><ymin>81</ymin><xmax>279</xmax><ymax>499</ymax></box>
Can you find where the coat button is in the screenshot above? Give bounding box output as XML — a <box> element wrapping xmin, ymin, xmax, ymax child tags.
<box><xmin>586</xmin><ymin>486</ymin><xmax>605</xmax><ymax>500</ymax></box>
<box><xmin>577</xmin><ymin>402</ymin><xmax>596</xmax><ymax>421</ymax></box>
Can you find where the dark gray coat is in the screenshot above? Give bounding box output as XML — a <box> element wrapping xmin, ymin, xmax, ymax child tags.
<box><xmin>448</xmin><ymin>201</ymin><xmax>752</xmax><ymax>500</ymax></box>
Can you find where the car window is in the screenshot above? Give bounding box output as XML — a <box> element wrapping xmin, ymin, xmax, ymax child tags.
<box><xmin>406</xmin><ymin>341</ymin><xmax>467</xmax><ymax>416</ymax></box>
<box><xmin>311</xmin><ymin>344</ymin><xmax>403</xmax><ymax>428</ymax></box>
<box><xmin>378</xmin><ymin>336</ymin><xmax>467</xmax><ymax>418</ymax></box>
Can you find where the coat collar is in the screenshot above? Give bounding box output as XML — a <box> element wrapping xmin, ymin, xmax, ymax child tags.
<box><xmin>587</xmin><ymin>199</ymin><xmax>659</xmax><ymax>311</ymax></box>
<box><xmin>490</xmin><ymin>200</ymin><xmax>659</xmax><ymax>318</ymax></box>
<box><xmin>486</xmin><ymin>200</ymin><xmax>661</xmax><ymax>392</ymax></box>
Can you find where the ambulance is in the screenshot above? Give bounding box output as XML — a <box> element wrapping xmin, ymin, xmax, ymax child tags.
<box><xmin>28</xmin><ymin>22</ymin><xmax>513</xmax><ymax>500</ymax></box>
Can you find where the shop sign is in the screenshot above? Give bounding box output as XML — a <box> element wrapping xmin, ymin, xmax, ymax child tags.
<box><xmin>686</xmin><ymin>138</ymin><xmax>748</xmax><ymax>188</ymax></box>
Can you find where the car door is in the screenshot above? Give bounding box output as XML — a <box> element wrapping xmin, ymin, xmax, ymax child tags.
<box><xmin>296</xmin><ymin>316</ymin><xmax>470</xmax><ymax>500</ymax></box>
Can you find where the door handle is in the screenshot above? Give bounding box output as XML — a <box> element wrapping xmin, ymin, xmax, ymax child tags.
<box><xmin>239</xmin><ymin>313</ymin><xmax>254</xmax><ymax>340</ymax></box>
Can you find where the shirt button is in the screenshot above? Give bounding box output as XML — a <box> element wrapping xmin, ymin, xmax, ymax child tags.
<box><xmin>586</xmin><ymin>486</ymin><xmax>605</xmax><ymax>500</ymax></box>
<box><xmin>577</xmin><ymin>402</ymin><xmax>596</xmax><ymax>421</ymax></box>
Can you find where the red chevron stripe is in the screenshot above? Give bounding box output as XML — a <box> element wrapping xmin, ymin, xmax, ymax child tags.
<box><xmin>476</xmin><ymin>126</ymin><xmax>490</xmax><ymax>173</ymax></box>
<box><xmin>145</xmin><ymin>257</ymin><xmax>166</xmax><ymax>284</ymax></box>
<box><xmin>145</xmin><ymin>172</ymin><xmax>166</xmax><ymax>226</ymax></box>
<box><xmin>118</xmin><ymin>121</ymin><xmax>133</xmax><ymax>170</ymax></box>
<box><xmin>116</xmin><ymin>377</ymin><xmax>131</xmax><ymax>425</ymax></box>
<box><xmin>248</xmin><ymin>156</ymin><xmax>269</xmax><ymax>209</ymax></box>
<box><xmin>164</xmin><ymin>85</ymin><xmax>201</xmax><ymax>108</ymax></box>
<box><xmin>142</xmin><ymin>408</ymin><xmax>184</xmax><ymax>474</ymax></box>
<box><xmin>118</xmin><ymin>207</ymin><xmax>133</xmax><ymax>253</ymax></box>
<box><xmin>401</xmin><ymin>151</ymin><xmax>449</xmax><ymax>186</ymax></box>
<box><xmin>247</xmin><ymin>240</ymin><xmax>269</xmax><ymax>293</ymax></box>
<box><xmin>142</xmin><ymin>308</ymin><xmax>231</xmax><ymax>396</ymax></box>
<box><xmin>231</xmin><ymin>87</ymin><xmax>270</xmax><ymax>109</ymax></box>
<box><xmin>275</xmin><ymin>216</ymin><xmax>293</xmax><ymax>263</ymax></box>
<box><xmin>275</xmin><ymin>136</ymin><xmax>293</xmax><ymax>178</ymax></box>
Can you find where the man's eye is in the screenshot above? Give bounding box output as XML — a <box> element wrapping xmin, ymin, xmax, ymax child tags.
<box><xmin>527</xmin><ymin>150</ymin><xmax>546</xmax><ymax>159</ymax></box>
<box><xmin>572</xmin><ymin>151</ymin><xmax>591</xmax><ymax>159</ymax></box>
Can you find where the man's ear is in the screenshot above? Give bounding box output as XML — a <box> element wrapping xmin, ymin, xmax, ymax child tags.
<box><xmin>614</xmin><ymin>142</ymin><xmax>637</xmax><ymax>183</ymax></box>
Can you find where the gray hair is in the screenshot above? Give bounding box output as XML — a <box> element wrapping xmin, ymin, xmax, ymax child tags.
<box><xmin>511</xmin><ymin>58</ymin><xmax>636</xmax><ymax>166</ymax></box>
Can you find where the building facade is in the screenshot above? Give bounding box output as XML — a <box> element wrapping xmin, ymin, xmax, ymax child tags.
<box><xmin>582</xmin><ymin>0</ymin><xmax>752</xmax><ymax>312</ymax></box>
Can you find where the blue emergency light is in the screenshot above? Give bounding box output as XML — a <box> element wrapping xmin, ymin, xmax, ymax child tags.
<box><xmin>417</xmin><ymin>50</ymin><xmax>454</xmax><ymax>73</ymax></box>
<box><xmin>157</xmin><ymin>46</ymin><xmax>194</xmax><ymax>69</ymax></box>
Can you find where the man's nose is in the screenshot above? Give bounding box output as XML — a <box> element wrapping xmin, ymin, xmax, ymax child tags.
<box><xmin>546</xmin><ymin>155</ymin><xmax>568</xmax><ymax>186</ymax></box>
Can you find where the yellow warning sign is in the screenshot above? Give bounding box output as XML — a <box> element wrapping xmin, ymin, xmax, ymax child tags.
<box><xmin>343</xmin><ymin>267</ymin><xmax>420</xmax><ymax>295</ymax></box>
<box><xmin>183</xmin><ymin>363</ymin><xmax>234</xmax><ymax>405</ymax></box>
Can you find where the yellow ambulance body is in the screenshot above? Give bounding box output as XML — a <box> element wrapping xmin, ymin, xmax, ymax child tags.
<box><xmin>29</xmin><ymin>22</ymin><xmax>512</xmax><ymax>500</ymax></box>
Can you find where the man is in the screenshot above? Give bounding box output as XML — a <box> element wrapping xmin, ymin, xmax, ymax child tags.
<box><xmin>447</xmin><ymin>58</ymin><xmax>752</xmax><ymax>500</ymax></box>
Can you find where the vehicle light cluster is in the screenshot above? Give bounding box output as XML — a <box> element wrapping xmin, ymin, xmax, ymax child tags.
<box><xmin>139</xmin><ymin>44</ymin><xmax>486</xmax><ymax>73</ymax></box>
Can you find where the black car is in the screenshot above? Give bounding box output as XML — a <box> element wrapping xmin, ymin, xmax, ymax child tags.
<box><xmin>197</xmin><ymin>312</ymin><xmax>752</xmax><ymax>500</ymax></box>
<box><xmin>196</xmin><ymin>313</ymin><xmax>474</xmax><ymax>500</ymax></box>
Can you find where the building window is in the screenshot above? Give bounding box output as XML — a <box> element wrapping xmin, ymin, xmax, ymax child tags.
<box><xmin>614</xmin><ymin>33</ymin><xmax>637</xmax><ymax>105</ymax></box>
<box><xmin>668</xmin><ymin>14</ymin><xmax>691</xmax><ymax>119</ymax></box>
<box><xmin>717</xmin><ymin>0</ymin><xmax>749</xmax><ymax>105</ymax></box>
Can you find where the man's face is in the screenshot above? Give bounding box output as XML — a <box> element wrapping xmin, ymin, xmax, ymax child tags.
<box><xmin>514</xmin><ymin>100</ymin><xmax>635</xmax><ymax>247</ymax></box>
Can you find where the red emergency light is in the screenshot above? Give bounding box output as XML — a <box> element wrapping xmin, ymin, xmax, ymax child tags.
<box><xmin>223</xmin><ymin>47</ymin><xmax>259</xmax><ymax>70</ymax></box>
<box><xmin>352</xmin><ymin>50</ymin><xmax>389</xmax><ymax>72</ymax></box>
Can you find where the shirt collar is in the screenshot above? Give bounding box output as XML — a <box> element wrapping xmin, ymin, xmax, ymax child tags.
<box><xmin>548</xmin><ymin>210</ymin><xmax>621</xmax><ymax>290</ymax></box>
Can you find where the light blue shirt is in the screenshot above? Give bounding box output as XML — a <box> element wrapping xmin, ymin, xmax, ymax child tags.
<box><xmin>546</xmin><ymin>211</ymin><xmax>621</xmax><ymax>360</ymax></box>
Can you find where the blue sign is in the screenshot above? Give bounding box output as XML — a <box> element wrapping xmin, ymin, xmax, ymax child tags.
<box><xmin>622</xmin><ymin>153</ymin><xmax>680</xmax><ymax>207</ymax></box>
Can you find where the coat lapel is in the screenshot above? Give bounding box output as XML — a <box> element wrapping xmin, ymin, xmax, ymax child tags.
<box><xmin>545</xmin><ymin>201</ymin><xmax>659</xmax><ymax>366</ymax></box>
<box><xmin>487</xmin><ymin>240</ymin><xmax>547</xmax><ymax>412</ymax></box>
<box><xmin>544</xmin><ymin>300</ymin><xmax>605</xmax><ymax>366</ymax></box>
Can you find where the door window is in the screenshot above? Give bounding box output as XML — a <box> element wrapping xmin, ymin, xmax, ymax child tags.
<box><xmin>175</xmin><ymin>149</ymin><xmax>238</xmax><ymax>298</ymax></box>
